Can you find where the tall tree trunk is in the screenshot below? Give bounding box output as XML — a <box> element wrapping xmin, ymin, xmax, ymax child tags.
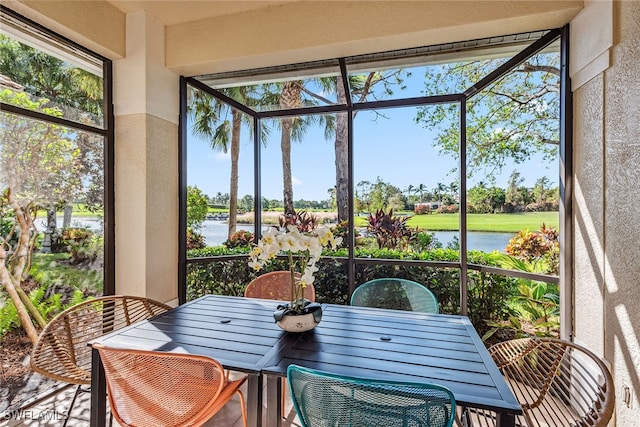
<box><xmin>335</xmin><ymin>77</ymin><xmax>349</xmax><ymax>222</ymax></box>
<box><xmin>279</xmin><ymin>81</ymin><xmax>302</xmax><ymax>216</ymax></box>
<box><xmin>63</xmin><ymin>204</ymin><xmax>73</xmax><ymax>228</ymax></box>
<box><xmin>9</xmin><ymin>200</ymin><xmax>33</xmax><ymax>280</ymax></box>
<box><xmin>6</xmin><ymin>192</ymin><xmax>47</xmax><ymax>329</ymax></box>
<box><xmin>281</xmin><ymin>118</ymin><xmax>294</xmax><ymax>215</ymax></box>
<box><xmin>228</xmin><ymin>110</ymin><xmax>242</xmax><ymax>239</ymax></box>
<box><xmin>0</xmin><ymin>245</ymin><xmax>39</xmax><ymax>344</ymax></box>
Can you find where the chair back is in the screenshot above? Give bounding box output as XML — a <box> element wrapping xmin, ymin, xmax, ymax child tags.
<box><xmin>288</xmin><ymin>365</ymin><xmax>455</xmax><ymax>427</ymax></box>
<box><xmin>30</xmin><ymin>295</ymin><xmax>171</xmax><ymax>384</ymax></box>
<box><xmin>350</xmin><ymin>278</ymin><xmax>439</xmax><ymax>313</ymax></box>
<box><xmin>244</xmin><ymin>270</ymin><xmax>315</xmax><ymax>301</ymax></box>
<box><xmin>93</xmin><ymin>344</ymin><xmax>247</xmax><ymax>427</ymax></box>
<box><xmin>488</xmin><ymin>338</ymin><xmax>615</xmax><ymax>427</ymax></box>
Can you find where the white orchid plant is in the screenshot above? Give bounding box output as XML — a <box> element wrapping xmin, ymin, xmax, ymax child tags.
<box><xmin>248</xmin><ymin>224</ymin><xmax>342</xmax><ymax>314</ymax></box>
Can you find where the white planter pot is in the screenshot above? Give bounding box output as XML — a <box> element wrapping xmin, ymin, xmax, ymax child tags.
<box><xmin>276</xmin><ymin>312</ymin><xmax>321</xmax><ymax>333</ymax></box>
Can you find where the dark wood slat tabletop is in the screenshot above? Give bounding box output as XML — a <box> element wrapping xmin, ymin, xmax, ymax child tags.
<box><xmin>262</xmin><ymin>303</ymin><xmax>522</xmax><ymax>427</ymax></box>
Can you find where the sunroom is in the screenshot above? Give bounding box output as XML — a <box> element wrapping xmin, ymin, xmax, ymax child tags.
<box><xmin>0</xmin><ymin>1</ymin><xmax>637</xmax><ymax>426</ymax></box>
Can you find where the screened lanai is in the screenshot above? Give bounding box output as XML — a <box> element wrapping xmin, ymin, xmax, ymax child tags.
<box><xmin>1</xmin><ymin>1</ymin><xmax>638</xmax><ymax>426</ymax></box>
<box><xmin>180</xmin><ymin>28</ymin><xmax>567</xmax><ymax>336</ymax></box>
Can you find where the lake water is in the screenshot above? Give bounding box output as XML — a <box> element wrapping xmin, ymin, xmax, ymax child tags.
<box><xmin>54</xmin><ymin>217</ymin><xmax>514</xmax><ymax>253</ymax></box>
<box><xmin>200</xmin><ymin>220</ymin><xmax>514</xmax><ymax>253</ymax></box>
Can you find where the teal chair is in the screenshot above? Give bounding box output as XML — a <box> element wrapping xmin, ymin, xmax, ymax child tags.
<box><xmin>350</xmin><ymin>278</ymin><xmax>439</xmax><ymax>313</ymax></box>
<box><xmin>287</xmin><ymin>365</ymin><xmax>456</xmax><ymax>427</ymax></box>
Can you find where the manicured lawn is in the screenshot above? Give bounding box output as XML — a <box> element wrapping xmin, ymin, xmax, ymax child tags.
<box><xmin>355</xmin><ymin>212</ymin><xmax>559</xmax><ymax>233</ymax></box>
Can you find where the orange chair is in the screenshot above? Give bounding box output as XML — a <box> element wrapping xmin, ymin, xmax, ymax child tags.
<box><xmin>244</xmin><ymin>270</ymin><xmax>315</xmax><ymax>301</ymax></box>
<box><xmin>93</xmin><ymin>344</ymin><xmax>247</xmax><ymax>427</ymax></box>
<box><xmin>30</xmin><ymin>295</ymin><xmax>171</xmax><ymax>426</ymax></box>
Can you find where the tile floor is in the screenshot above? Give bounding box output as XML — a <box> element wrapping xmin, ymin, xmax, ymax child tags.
<box><xmin>2</xmin><ymin>376</ymin><xmax>302</xmax><ymax>427</ymax></box>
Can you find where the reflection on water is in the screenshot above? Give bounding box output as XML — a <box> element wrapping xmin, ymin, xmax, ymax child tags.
<box><xmin>200</xmin><ymin>220</ymin><xmax>513</xmax><ymax>253</ymax></box>
<box><xmin>52</xmin><ymin>218</ymin><xmax>514</xmax><ymax>253</ymax></box>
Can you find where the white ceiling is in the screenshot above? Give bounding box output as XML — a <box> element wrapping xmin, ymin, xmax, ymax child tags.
<box><xmin>108</xmin><ymin>0</ymin><xmax>298</xmax><ymax>26</ymax></box>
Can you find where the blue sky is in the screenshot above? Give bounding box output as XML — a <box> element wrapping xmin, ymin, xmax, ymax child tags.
<box><xmin>186</xmin><ymin>105</ymin><xmax>557</xmax><ymax>202</ymax></box>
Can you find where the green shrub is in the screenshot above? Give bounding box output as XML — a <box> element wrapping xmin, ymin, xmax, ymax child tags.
<box><xmin>223</xmin><ymin>230</ymin><xmax>254</xmax><ymax>249</ymax></box>
<box><xmin>506</xmin><ymin>223</ymin><xmax>559</xmax><ymax>274</ymax></box>
<box><xmin>0</xmin><ymin>286</ymin><xmax>87</xmax><ymax>338</ymax></box>
<box><xmin>185</xmin><ymin>247</ymin><xmax>515</xmax><ymax>334</ymax></box>
<box><xmin>186</xmin><ymin>228</ymin><xmax>205</xmax><ymax>250</ymax></box>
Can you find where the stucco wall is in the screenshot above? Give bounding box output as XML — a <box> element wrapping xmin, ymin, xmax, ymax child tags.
<box><xmin>574</xmin><ymin>1</ymin><xmax>640</xmax><ymax>422</ymax></box>
<box><xmin>115</xmin><ymin>114</ymin><xmax>178</xmax><ymax>304</ymax></box>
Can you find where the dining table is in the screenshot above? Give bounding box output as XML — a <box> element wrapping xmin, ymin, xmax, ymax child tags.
<box><xmin>89</xmin><ymin>294</ymin><xmax>522</xmax><ymax>427</ymax></box>
<box><xmin>262</xmin><ymin>303</ymin><xmax>522</xmax><ymax>427</ymax></box>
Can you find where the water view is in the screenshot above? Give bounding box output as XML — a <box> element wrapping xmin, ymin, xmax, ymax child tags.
<box><xmin>54</xmin><ymin>217</ymin><xmax>514</xmax><ymax>252</ymax></box>
<box><xmin>200</xmin><ymin>220</ymin><xmax>514</xmax><ymax>253</ymax></box>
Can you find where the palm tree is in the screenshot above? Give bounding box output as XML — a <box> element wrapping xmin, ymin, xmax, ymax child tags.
<box><xmin>416</xmin><ymin>183</ymin><xmax>427</xmax><ymax>202</ymax></box>
<box><xmin>189</xmin><ymin>86</ymin><xmax>262</xmax><ymax>238</ymax></box>
<box><xmin>278</xmin><ymin>81</ymin><xmax>303</xmax><ymax>214</ymax></box>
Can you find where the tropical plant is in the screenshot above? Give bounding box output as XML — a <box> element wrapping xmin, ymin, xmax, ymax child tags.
<box><xmin>506</xmin><ymin>223</ymin><xmax>559</xmax><ymax>274</ymax></box>
<box><xmin>483</xmin><ymin>254</ymin><xmax>560</xmax><ymax>340</ymax></box>
<box><xmin>366</xmin><ymin>208</ymin><xmax>414</xmax><ymax>250</ymax></box>
<box><xmin>223</xmin><ymin>230</ymin><xmax>254</xmax><ymax>249</ymax></box>
<box><xmin>0</xmin><ymin>286</ymin><xmax>86</xmax><ymax>339</ymax></box>
<box><xmin>186</xmin><ymin>228</ymin><xmax>205</xmax><ymax>250</ymax></box>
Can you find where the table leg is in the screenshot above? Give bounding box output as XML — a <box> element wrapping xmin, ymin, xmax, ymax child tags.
<box><xmin>90</xmin><ymin>348</ymin><xmax>106</xmax><ymax>427</ymax></box>
<box><xmin>497</xmin><ymin>412</ymin><xmax>516</xmax><ymax>427</ymax></box>
<box><xmin>246</xmin><ymin>373</ymin><xmax>263</xmax><ymax>427</ymax></box>
<box><xmin>265</xmin><ymin>375</ymin><xmax>282</xmax><ymax>427</ymax></box>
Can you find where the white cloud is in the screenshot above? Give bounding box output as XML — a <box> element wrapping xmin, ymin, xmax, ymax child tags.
<box><xmin>212</xmin><ymin>152</ymin><xmax>230</xmax><ymax>160</ymax></box>
<box><xmin>292</xmin><ymin>176</ymin><xmax>303</xmax><ymax>187</ymax></box>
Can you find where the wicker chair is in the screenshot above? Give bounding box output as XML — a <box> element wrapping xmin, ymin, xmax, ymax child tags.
<box><xmin>30</xmin><ymin>295</ymin><xmax>171</xmax><ymax>425</ymax></box>
<box><xmin>93</xmin><ymin>344</ymin><xmax>247</xmax><ymax>427</ymax></box>
<box><xmin>288</xmin><ymin>364</ymin><xmax>456</xmax><ymax>427</ymax></box>
<box><xmin>350</xmin><ymin>278</ymin><xmax>439</xmax><ymax>313</ymax></box>
<box><xmin>244</xmin><ymin>270</ymin><xmax>314</xmax><ymax>301</ymax></box>
<box><xmin>460</xmin><ymin>338</ymin><xmax>615</xmax><ymax>427</ymax></box>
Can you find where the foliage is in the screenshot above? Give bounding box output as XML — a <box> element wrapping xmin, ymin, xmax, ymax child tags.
<box><xmin>467</xmin><ymin>184</ymin><xmax>506</xmax><ymax>213</ymax></box>
<box><xmin>186</xmin><ymin>246</ymin><xmax>515</xmax><ymax>333</ymax></box>
<box><xmin>223</xmin><ymin>230</ymin><xmax>254</xmax><ymax>249</ymax></box>
<box><xmin>483</xmin><ymin>254</ymin><xmax>560</xmax><ymax>340</ymax></box>
<box><xmin>0</xmin><ymin>286</ymin><xmax>86</xmax><ymax>338</ymax></box>
<box><xmin>506</xmin><ymin>223</ymin><xmax>559</xmax><ymax>274</ymax></box>
<box><xmin>186</xmin><ymin>228</ymin><xmax>205</xmax><ymax>250</ymax></box>
<box><xmin>186</xmin><ymin>186</ymin><xmax>209</xmax><ymax>230</ymax></box>
<box><xmin>409</xmin><ymin>231</ymin><xmax>442</xmax><ymax>252</ymax></box>
<box><xmin>0</xmin><ymin>34</ymin><xmax>103</xmax><ymax>120</ymax></box>
<box><xmin>415</xmin><ymin>51</ymin><xmax>560</xmax><ymax>179</ymax></box>
<box><xmin>356</xmin><ymin>178</ymin><xmax>406</xmax><ymax>215</ymax></box>
<box><xmin>277</xmin><ymin>210</ymin><xmax>318</xmax><ymax>233</ymax></box>
<box><xmin>414</xmin><ymin>204</ymin><xmax>431</xmax><ymax>215</ymax></box>
<box><xmin>366</xmin><ymin>208</ymin><xmax>415</xmax><ymax>250</ymax></box>
<box><xmin>29</xmin><ymin>253</ymin><xmax>103</xmax><ymax>293</ymax></box>
<box><xmin>436</xmin><ymin>204</ymin><xmax>459</xmax><ymax>214</ymax></box>
<box><xmin>330</xmin><ymin>220</ymin><xmax>352</xmax><ymax>248</ymax></box>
